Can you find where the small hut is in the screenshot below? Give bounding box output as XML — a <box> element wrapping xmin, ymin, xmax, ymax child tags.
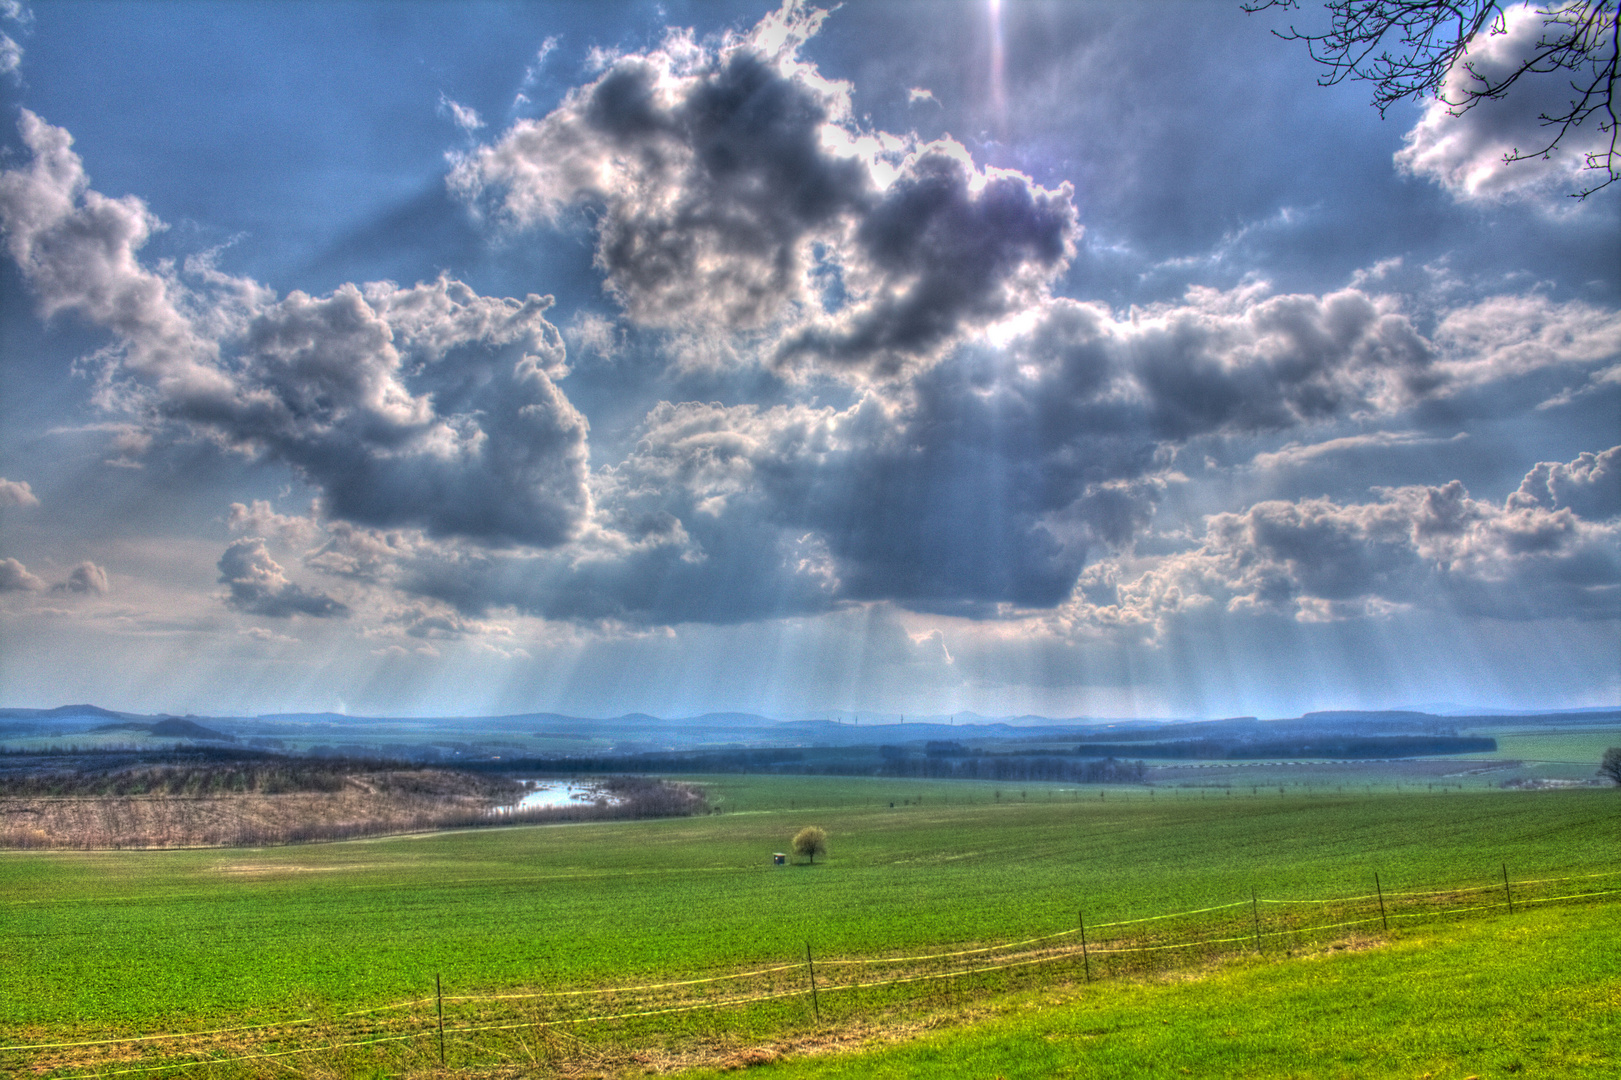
<box><xmin>772</xmin><ymin>852</ymin><xmax>787</xmax><ymax>866</ymax></box>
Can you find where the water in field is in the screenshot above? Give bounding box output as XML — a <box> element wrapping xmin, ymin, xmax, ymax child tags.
<box><xmin>490</xmin><ymin>780</ymin><xmax>619</xmax><ymax>815</ymax></box>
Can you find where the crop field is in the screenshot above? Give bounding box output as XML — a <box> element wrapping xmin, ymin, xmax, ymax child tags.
<box><xmin>1</xmin><ymin>779</ymin><xmax>1615</xmax><ymax>1077</ymax></box>
<box><xmin>1133</xmin><ymin>722</ymin><xmax>1618</xmax><ymax>791</ymax></box>
<box><xmin>682</xmin><ymin>903</ymin><xmax>1619</xmax><ymax>1079</ymax></box>
<box><xmin>1468</xmin><ymin>727</ymin><xmax>1621</xmax><ymax>768</ymax></box>
<box><xmin>1146</xmin><ymin>756</ymin><xmax>1520</xmax><ymax>791</ymax></box>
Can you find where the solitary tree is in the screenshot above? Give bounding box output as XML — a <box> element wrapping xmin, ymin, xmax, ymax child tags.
<box><xmin>1600</xmin><ymin>747</ymin><xmax>1621</xmax><ymax>785</ymax></box>
<box><xmin>792</xmin><ymin>826</ymin><xmax>828</xmax><ymax>864</ymax></box>
<box><xmin>1247</xmin><ymin>0</ymin><xmax>1619</xmax><ymax>196</ymax></box>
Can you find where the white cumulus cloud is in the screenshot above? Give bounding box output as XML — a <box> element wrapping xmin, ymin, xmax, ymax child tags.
<box><xmin>0</xmin><ymin>477</ymin><xmax>39</xmax><ymax>506</ymax></box>
<box><xmin>1395</xmin><ymin>3</ymin><xmax>1618</xmax><ymax>204</ymax></box>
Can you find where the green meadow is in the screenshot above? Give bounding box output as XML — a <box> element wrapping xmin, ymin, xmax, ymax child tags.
<box><xmin>1</xmin><ymin>779</ymin><xmax>1615</xmax><ymax>1076</ymax></box>
<box><xmin>684</xmin><ymin>903</ymin><xmax>1619</xmax><ymax>1079</ymax></box>
<box><xmin>1471</xmin><ymin>727</ymin><xmax>1621</xmax><ymax>768</ymax></box>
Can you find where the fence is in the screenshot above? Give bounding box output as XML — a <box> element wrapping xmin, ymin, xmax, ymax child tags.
<box><xmin>6</xmin><ymin>866</ymin><xmax>1617</xmax><ymax>1078</ymax></box>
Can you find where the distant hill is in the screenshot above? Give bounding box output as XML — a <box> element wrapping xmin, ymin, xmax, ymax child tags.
<box><xmin>90</xmin><ymin>718</ymin><xmax>237</xmax><ymax>742</ymax></box>
<box><xmin>4</xmin><ymin>702</ymin><xmax>1615</xmax><ymax>751</ymax></box>
<box><xmin>47</xmin><ymin>704</ymin><xmax>130</xmax><ymax>719</ymax></box>
<box><xmin>0</xmin><ymin>704</ymin><xmax>138</xmax><ymax>721</ymax></box>
<box><xmin>253</xmin><ymin>713</ymin><xmax>361</xmax><ymax>724</ymax></box>
<box><xmin>1301</xmin><ymin>710</ymin><xmax>1438</xmax><ymax>723</ymax></box>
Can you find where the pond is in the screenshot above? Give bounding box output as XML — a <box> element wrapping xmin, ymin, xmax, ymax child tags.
<box><xmin>489</xmin><ymin>780</ymin><xmax>621</xmax><ymax>815</ymax></box>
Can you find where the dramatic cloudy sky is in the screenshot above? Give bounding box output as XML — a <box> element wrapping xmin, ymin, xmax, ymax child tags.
<box><xmin>1</xmin><ymin>0</ymin><xmax>1616</xmax><ymax>719</ymax></box>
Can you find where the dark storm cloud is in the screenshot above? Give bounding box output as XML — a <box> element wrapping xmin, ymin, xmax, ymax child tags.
<box><xmin>217</xmin><ymin>538</ymin><xmax>347</xmax><ymax>619</ymax></box>
<box><xmin>775</xmin><ymin>147</ymin><xmax>1076</xmax><ymax>374</ymax></box>
<box><xmin>589</xmin><ymin>52</ymin><xmax>872</xmax><ymax>328</ymax></box>
<box><xmin>613</xmin><ymin>286</ymin><xmax>1445</xmax><ymax>613</ymax></box>
<box><xmin>380</xmin><ymin>281</ymin><xmax>1462</xmax><ymax>624</ymax></box>
<box><xmin>576</xmin><ymin>274</ymin><xmax>1611</xmax><ymax>623</ymax></box>
<box><xmin>1128</xmin><ymin>289</ymin><xmax>1437</xmax><ymax>437</ymax></box>
<box><xmin>399</xmin><ymin>522</ymin><xmax>841</xmax><ymax>626</ymax></box>
<box><xmin>352</xmin><ymin>268</ymin><xmax>1614</xmax><ymax>628</ymax></box>
<box><xmin>454</xmin><ymin>8</ymin><xmax>1078</xmax><ymax>377</ymax></box>
<box><xmin>0</xmin><ymin>113</ymin><xmax>592</xmax><ymax>549</ymax></box>
<box><xmin>226</xmin><ymin>280</ymin><xmax>589</xmax><ymax>546</ymax></box>
<box><xmin>455</xmin><ymin>39</ymin><xmax>871</xmax><ymax>332</ymax></box>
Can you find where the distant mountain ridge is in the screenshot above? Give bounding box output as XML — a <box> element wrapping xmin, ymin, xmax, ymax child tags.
<box><xmin>3</xmin><ymin>703</ymin><xmax>1617</xmax><ymax>728</ymax></box>
<box><xmin>0</xmin><ymin>704</ymin><xmax>138</xmax><ymax>720</ymax></box>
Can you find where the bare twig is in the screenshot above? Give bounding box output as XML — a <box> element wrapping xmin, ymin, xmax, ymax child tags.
<box><xmin>1245</xmin><ymin>0</ymin><xmax>1619</xmax><ymax>195</ymax></box>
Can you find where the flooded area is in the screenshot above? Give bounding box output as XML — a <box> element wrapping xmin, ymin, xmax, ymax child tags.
<box><xmin>490</xmin><ymin>780</ymin><xmax>622</xmax><ymax>816</ymax></box>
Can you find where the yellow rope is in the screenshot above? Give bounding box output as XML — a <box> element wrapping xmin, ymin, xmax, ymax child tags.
<box><xmin>12</xmin><ymin>874</ymin><xmax>1613</xmax><ymax>1061</ymax></box>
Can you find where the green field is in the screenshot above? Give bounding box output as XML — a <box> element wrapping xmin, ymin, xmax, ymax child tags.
<box><xmin>2</xmin><ymin>778</ymin><xmax>1616</xmax><ymax>1076</ymax></box>
<box><xmin>1470</xmin><ymin>727</ymin><xmax>1621</xmax><ymax>768</ymax></box>
<box><xmin>684</xmin><ymin>903</ymin><xmax>1619</xmax><ymax>1079</ymax></box>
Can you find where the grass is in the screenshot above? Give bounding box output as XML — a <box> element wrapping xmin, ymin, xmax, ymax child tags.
<box><xmin>0</xmin><ymin>779</ymin><xmax>1614</xmax><ymax>1075</ymax></box>
<box><xmin>682</xmin><ymin>903</ymin><xmax>1619</xmax><ymax>1079</ymax></box>
<box><xmin>1472</xmin><ymin>728</ymin><xmax>1620</xmax><ymax>768</ymax></box>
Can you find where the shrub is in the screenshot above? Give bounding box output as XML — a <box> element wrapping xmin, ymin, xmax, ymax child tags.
<box><xmin>791</xmin><ymin>825</ymin><xmax>828</xmax><ymax>864</ymax></box>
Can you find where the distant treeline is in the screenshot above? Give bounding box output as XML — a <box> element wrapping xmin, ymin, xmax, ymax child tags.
<box><xmin>461</xmin><ymin>748</ymin><xmax>1150</xmax><ymax>784</ymax></box>
<box><xmin>0</xmin><ymin>744</ymin><xmax>288</xmax><ymax>761</ymax></box>
<box><xmin>461</xmin><ymin>748</ymin><xmax>806</xmax><ymax>775</ymax></box>
<box><xmin>1069</xmin><ymin>736</ymin><xmax>1496</xmax><ymax>759</ymax></box>
<box><xmin>0</xmin><ymin>755</ymin><xmax>518</xmax><ymax>800</ymax></box>
<box><xmin>874</xmin><ymin>755</ymin><xmax>1148</xmax><ymax>783</ymax></box>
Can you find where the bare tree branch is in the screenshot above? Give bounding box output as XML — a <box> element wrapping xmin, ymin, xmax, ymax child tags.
<box><xmin>1245</xmin><ymin>0</ymin><xmax>1619</xmax><ymax>196</ymax></box>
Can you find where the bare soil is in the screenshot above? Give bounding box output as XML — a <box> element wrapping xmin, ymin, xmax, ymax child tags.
<box><xmin>0</xmin><ymin>762</ymin><xmax>705</xmax><ymax>849</ymax></box>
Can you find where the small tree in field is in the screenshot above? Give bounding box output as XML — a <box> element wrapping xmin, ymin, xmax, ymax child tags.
<box><xmin>1599</xmin><ymin>747</ymin><xmax>1621</xmax><ymax>786</ymax></box>
<box><xmin>792</xmin><ymin>826</ymin><xmax>828</xmax><ymax>864</ymax></box>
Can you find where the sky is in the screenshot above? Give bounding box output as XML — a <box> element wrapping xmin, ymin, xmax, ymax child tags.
<box><xmin>0</xmin><ymin>0</ymin><xmax>1616</xmax><ymax>720</ymax></box>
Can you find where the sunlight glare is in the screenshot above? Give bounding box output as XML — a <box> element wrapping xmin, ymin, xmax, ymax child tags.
<box><xmin>988</xmin><ymin>0</ymin><xmax>1007</xmax><ymax>132</ymax></box>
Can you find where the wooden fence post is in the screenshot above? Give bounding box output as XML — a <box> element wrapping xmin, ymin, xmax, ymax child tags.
<box><xmin>1374</xmin><ymin>871</ymin><xmax>1388</xmax><ymax>932</ymax></box>
<box><xmin>1502</xmin><ymin>863</ymin><xmax>1514</xmax><ymax>914</ymax></box>
<box><xmin>1078</xmin><ymin>911</ymin><xmax>1091</xmax><ymax>983</ymax></box>
<box><xmin>1251</xmin><ymin>890</ymin><xmax>1261</xmax><ymax>951</ymax></box>
<box><xmin>436</xmin><ymin>973</ymin><xmax>446</xmax><ymax>1067</ymax></box>
<box><xmin>806</xmin><ymin>942</ymin><xmax>820</xmax><ymax>1023</ymax></box>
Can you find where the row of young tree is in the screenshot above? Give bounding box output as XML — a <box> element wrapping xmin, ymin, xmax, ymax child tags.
<box><xmin>1064</xmin><ymin>736</ymin><xmax>1498</xmax><ymax>759</ymax></box>
<box><xmin>0</xmin><ymin>753</ymin><xmax>465</xmax><ymax>797</ymax></box>
<box><xmin>873</xmin><ymin>754</ymin><xmax>1149</xmax><ymax>784</ymax></box>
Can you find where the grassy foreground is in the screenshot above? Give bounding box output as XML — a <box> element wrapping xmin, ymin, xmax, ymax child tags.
<box><xmin>1</xmin><ymin>780</ymin><xmax>1615</xmax><ymax>1076</ymax></box>
<box><xmin>685</xmin><ymin>903</ymin><xmax>1619</xmax><ymax>1079</ymax></box>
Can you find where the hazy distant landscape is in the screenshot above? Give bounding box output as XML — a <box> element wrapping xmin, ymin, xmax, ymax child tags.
<box><xmin>2</xmin><ymin>722</ymin><xmax>1615</xmax><ymax>1077</ymax></box>
<box><xmin>2</xmin><ymin>703</ymin><xmax>1616</xmax><ymax>1074</ymax></box>
<box><xmin>2</xmin><ymin>701</ymin><xmax>1613</xmax><ymax>854</ymax></box>
<box><xmin>0</xmin><ymin>697</ymin><xmax>1614</xmax><ymax>1076</ymax></box>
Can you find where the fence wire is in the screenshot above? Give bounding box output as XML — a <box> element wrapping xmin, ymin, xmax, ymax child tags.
<box><xmin>8</xmin><ymin>867</ymin><xmax>1616</xmax><ymax>1076</ymax></box>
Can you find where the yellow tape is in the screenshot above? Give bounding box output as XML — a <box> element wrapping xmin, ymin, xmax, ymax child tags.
<box><xmin>818</xmin><ymin>927</ymin><xmax>1079</xmax><ymax>966</ymax></box>
<box><xmin>441</xmin><ymin>962</ymin><xmax>804</xmax><ymax>1001</ymax></box>
<box><xmin>0</xmin><ymin>1017</ymin><xmax>317</xmax><ymax>1052</ymax></box>
<box><xmin>45</xmin><ymin>1031</ymin><xmax>423</xmax><ymax>1080</ymax></box>
<box><xmin>444</xmin><ymin>985</ymin><xmax>813</xmax><ymax>1035</ymax></box>
<box><xmin>15</xmin><ymin>874</ymin><xmax>1614</xmax><ymax>1062</ymax></box>
<box><xmin>1089</xmin><ymin>899</ymin><xmax>1251</xmax><ymax>927</ymax></box>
